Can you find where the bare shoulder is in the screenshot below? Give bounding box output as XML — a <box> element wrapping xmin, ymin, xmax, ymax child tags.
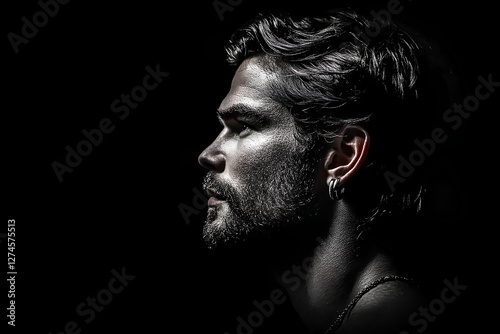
<box><xmin>336</xmin><ymin>279</ymin><xmax>426</xmax><ymax>334</ymax></box>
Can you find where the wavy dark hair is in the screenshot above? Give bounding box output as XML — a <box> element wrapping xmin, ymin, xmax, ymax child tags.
<box><xmin>224</xmin><ymin>8</ymin><xmax>453</xmax><ymax>257</ymax></box>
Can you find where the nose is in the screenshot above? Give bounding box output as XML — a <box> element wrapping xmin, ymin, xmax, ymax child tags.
<box><xmin>198</xmin><ymin>140</ymin><xmax>225</xmax><ymax>173</ymax></box>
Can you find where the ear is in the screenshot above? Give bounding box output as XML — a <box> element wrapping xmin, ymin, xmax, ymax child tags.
<box><xmin>324</xmin><ymin>125</ymin><xmax>370</xmax><ymax>186</ymax></box>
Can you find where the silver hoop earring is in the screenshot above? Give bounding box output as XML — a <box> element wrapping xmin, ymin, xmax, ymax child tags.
<box><xmin>328</xmin><ymin>178</ymin><xmax>344</xmax><ymax>201</ymax></box>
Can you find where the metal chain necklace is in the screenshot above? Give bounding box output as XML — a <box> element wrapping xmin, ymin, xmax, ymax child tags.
<box><xmin>324</xmin><ymin>275</ymin><xmax>417</xmax><ymax>334</ymax></box>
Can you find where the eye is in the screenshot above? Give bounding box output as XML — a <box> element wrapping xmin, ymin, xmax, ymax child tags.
<box><xmin>234</xmin><ymin>121</ymin><xmax>251</xmax><ymax>136</ymax></box>
<box><xmin>225</xmin><ymin>119</ymin><xmax>252</xmax><ymax>136</ymax></box>
<box><xmin>238</xmin><ymin>122</ymin><xmax>249</xmax><ymax>132</ymax></box>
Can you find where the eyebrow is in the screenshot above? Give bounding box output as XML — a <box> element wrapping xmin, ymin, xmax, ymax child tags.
<box><xmin>216</xmin><ymin>103</ymin><xmax>274</xmax><ymax>127</ymax></box>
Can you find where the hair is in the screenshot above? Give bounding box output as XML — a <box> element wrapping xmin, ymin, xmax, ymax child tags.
<box><xmin>223</xmin><ymin>8</ymin><xmax>454</xmax><ymax>261</ymax></box>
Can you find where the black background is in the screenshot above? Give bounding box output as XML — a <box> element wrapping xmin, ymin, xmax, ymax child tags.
<box><xmin>3</xmin><ymin>0</ymin><xmax>498</xmax><ymax>333</ymax></box>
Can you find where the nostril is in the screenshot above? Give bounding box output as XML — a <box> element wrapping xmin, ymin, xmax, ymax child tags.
<box><xmin>198</xmin><ymin>148</ymin><xmax>225</xmax><ymax>172</ymax></box>
<box><xmin>198</xmin><ymin>151</ymin><xmax>211</xmax><ymax>170</ymax></box>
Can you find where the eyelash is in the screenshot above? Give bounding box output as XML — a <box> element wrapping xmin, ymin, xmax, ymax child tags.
<box><xmin>232</xmin><ymin>121</ymin><xmax>251</xmax><ymax>135</ymax></box>
<box><xmin>219</xmin><ymin>118</ymin><xmax>253</xmax><ymax>137</ymax></box>
<box><xmin>239</xmin><ymin>122</ymin><xmax>250</xmax><ymax>131</ymax></box>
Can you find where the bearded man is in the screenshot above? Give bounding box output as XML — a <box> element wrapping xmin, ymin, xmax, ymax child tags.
<box><xmin>198</xmin><ymin>8</ymin><xmax>454</xmax><ymax>334</ymax></box>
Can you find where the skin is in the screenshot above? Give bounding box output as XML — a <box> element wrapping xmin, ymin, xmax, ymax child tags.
<box><xmin>198</xmin><ymin>57</ymin><xmax>424</xmax><ymax>334</ymax></box>
<box><xmin>199</xmin><ymin>57</ymin><xmax>300</xmax><ymax>227</ymax></box>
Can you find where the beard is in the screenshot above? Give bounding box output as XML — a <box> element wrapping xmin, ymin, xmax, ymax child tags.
<box><xmin>201</xmin><ymin>144</ymin><xmax>323</xmax><ymax>252</ymax></box>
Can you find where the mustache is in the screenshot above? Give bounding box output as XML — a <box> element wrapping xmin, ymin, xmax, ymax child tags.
<box><xmin>202</xmin><ymin>172</ymin><xmax>237</xmax><ymax>202</ymax></box>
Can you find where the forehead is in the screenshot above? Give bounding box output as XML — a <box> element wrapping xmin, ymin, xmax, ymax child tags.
<box><xmin>218</xmin><ymin>57</ymin><xmax>281</xmax><ymax>113</ymax></box>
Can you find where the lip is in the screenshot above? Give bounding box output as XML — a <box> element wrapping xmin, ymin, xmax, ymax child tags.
<box><xmin>205</xmin><ymin>188</ymin><xmax>226</xmax><ymax>207</ymax></box>
<box><xmin>208</xmin><ymin>197</ymin><xmax>225</xmax><ymax>206</ymax></box>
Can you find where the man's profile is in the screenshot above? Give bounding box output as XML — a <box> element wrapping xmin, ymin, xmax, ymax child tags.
<box><xmin>198</xmin><ymin>7</ymin><xmax>456</xmax><ymax>334</ymax></box>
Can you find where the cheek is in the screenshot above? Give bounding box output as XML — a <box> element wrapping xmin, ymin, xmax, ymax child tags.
<box><xmin>229</xmin><ymin>134</ymin><xmax>294</xmax><ymax>181</ymax></box>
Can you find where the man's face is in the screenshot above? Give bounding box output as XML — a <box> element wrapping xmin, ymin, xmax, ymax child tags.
<box><xmin>198</xmin><ymin>57</ymin><xmax>323</xmax><ymax>250</ymax></box>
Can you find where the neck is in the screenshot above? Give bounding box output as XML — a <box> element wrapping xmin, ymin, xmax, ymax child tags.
<box><xmin>273</xmin><ymin>200</ymin><xmax>400</xmax><ymax>333</ymax></box>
